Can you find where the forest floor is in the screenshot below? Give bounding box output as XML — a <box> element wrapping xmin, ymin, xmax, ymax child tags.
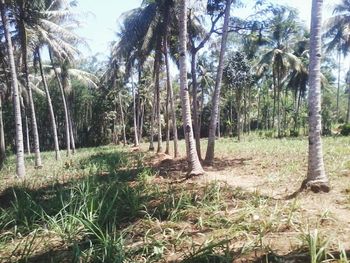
<box><xmin>0</xmin><ymin>135</ymin><xmax>350</xmax><ymax>262</ymax></box>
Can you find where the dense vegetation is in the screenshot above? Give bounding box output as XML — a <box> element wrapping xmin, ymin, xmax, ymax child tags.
<box><xmin>0</xmin><ymin>0</ymin><xmax>350</xmax><ymax>262</ymax></box>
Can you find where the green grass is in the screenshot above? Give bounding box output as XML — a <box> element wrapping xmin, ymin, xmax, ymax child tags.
<box><xmin>0</xmin><ymin>136</ymin><xmax>350</xmax><ymax>262</ymax></box>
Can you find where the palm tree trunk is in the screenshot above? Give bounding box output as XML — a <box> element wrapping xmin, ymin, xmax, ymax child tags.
<box><xmin>155</xmin><ymin>51</ymin><xmax>162</xmax><ymax>153</ymax></box>
<box><xmin>119</xmin><ymin>93</ymin><xmax>127</xmax><ymax>146</ymax></box>
<box><xmin>19</xmin><ymin>1</ymin><xmax>42</xmax><ymax>167</ymax></box>
<box><xmin>68</xmin><ymin>109</ymin><xmax>76</xmax><ymax>153</ymax></box>
<box><xmin>37</xmin><ymin>49</ymin><xmax>60</xmax><ymax>160</ymax></box>
<box><xmin>164</xmin><ymin>30</ymin><xmax>179</xmax><ymax>158</ymax></box>
<box><xmin>205</xmin><ymin>0</ymin><xmax>232</xmax><ymax>164</ymax></box>
<box><xmin>347</xmin><ymin>85</ymin><xmax>350</xmax><ymax>123</ymax></box>
<box><xmin>165</xmin><ymin>79</ymin><xmax>170</xmax><ymax>155</ymax></box>
<box><xmin>303</xmin><ymin>0</ymin><xmax>329</xmax><ymax>192</ymax></box>
<box><xmin>237</xmin><ymin>91</ymin><xmax>242</xmax><ymax>142</ymax></box>
<box><xmin>336</xmin><ymin>45</ymin><xmax>341</xmax><ymax>122</ymax></box>
<box><xmin>257</xmin><ymin>87</ymin><xmax>261</xmax><ymax>130</ymax></box>
<box><xmin>191</xmin><ymin>52</ymin><xmax>201</xmax><ymax>159</ymax></box>
<box><xmin>131</xmin><ymin>74</ymin><xmax>139</xmax><ymax>147</ymax></box>
<box><xmin>139</xmin><ymin>102</ymin><xmax>144</xmax><ymax>142</ymax></box>
<box><xmin>49</xmin><ymin>50</ymin><xmax>71</xmax><ymax>157</ymax></box>
<box><xmin>149</xmin><ymin>89</ymin><xmax>156</xmax><ymax>151</ymax></box>
<box><xmin>0</xmin><ymin>94</ymin><xmax>6</xmax><ymax>167</ymax></box>
<box><xmin>179</xmin><ymin>0</ymin><xmax>204</xmax><ymax>175</ymax></box>
<box><xmin>21</xmin><ymin>99</ymin><xmax>31</xmax><ymax>155</ymax></box>
<box><xmin>1</xmin><ymin>0</ymin><xmax>25</xmax><ymax>177</ymax></box>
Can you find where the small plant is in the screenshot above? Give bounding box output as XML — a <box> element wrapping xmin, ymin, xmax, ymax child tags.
<box><xmin>301</xmin><ymin>229</ymin><xmax>329</xmax><ymax>263</ymax></box>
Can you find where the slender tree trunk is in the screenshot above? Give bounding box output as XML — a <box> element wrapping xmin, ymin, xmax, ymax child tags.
<box><xmin>277</xmin><ymin>67</ymin><xmax>282</xmax><ymax>137</ymax></box>
<box><xmin>0</xmin><ymin>94</ymin><xmax>6</xmax><ymax>167</ymax></box>
<box><xmin>138</xmin><ymin>101</ymin><xmax>144</xmax><ymax>142</ymax></box>
<box><xmin>165</xmin><ymin>78</ymin><xmax>170</xmax><ymax>155</ymax></box>
<box><xmin>179</xmin><ymin>0</ymin><xmax>204</xmax><ymax>175</ymax></box>
<box><xmin>191</xmin><ymin>52</ymin><xmax>201</xmax><ymax>159</ymax></box>
<box><xmin>336</xmin><ymin>45</ymin><xmax>341</xmax><ymax>122</ymax></box>
<box><xmin>119</xmin><ymin>93</ymin><xmax>127</xmax><ymax>146</ymax></box>
<box><xmin>257</xmin><ymin>87</ymin><xmax>261</xmax><ymax>130</ymax></box>
<box><xmin>205</xmin><ymin>0</ymin><xmax>232</xmax><ymax>164</ymax></box>
<box><xmin>272</xmin><ymin>72</ymin><xmax>276</xmax><ymax>130</ymax></box>
<box><xmin>149</xmin><ymin>88</ymin><xmax>156</xmax><ymax>151</ymax></box>
<box><xmin>1</xmin><ymin>1</ymin><xmax>25</xmax><ymax>177</ymax></box>
<box><xmin>164</xmin><ymin>32</ymin><xmax>179</xmax><ymax>157</ymax></box>
<box><xmin>347</xmin><ymin>84</ymin><xmax>350</xmax><ymax>123</ymax></box>
<box><xmin>49</xmin><ymin>50</ymin><xmax>71</xmax><ymax>157</ymax></box>
<box><xmin>19</xmin><ymin>3</ymin><xmax>42</xmax><ymax>167</ymax></box>
<box><xmin>217</xmin><ymin>107</ymin><xmax>221</xmax><ymax>138</ymax></box>
<box><xmin>154</xmin><ymin>50</ymin><xmax>162</xmax><ymax>153</ymax></box>
<box><xmin>247</xmin><ymin>85</ymin><xmax>251</xmax><ymax>134</ymax></box>
<box><xmin>21</xmin><ymin>100</ymin><xmax>31</xmax><ymax>155</ymax></box>
<box><xmin>303</xmin><ymin>0</ymin><xmax>329</xmax><ymax>192</ymax></box>
<box><xmin>68</xmin><ymin>109</ymin><xmax>76</xmax><ymax>153</ymax></box>
<box><xmin>37</xmin><ymin>49</ymin><xmax>60</xmax><ymax>160</ymax></box>
<box><xmin>132</xmin><ymin>74</ymin><xmax>139</xmax><ymax>147</ymax></box>
<box><xmin>237</xmin><ymin>91</ymin><xmax>242</xmax><ymax>142</ymax></box>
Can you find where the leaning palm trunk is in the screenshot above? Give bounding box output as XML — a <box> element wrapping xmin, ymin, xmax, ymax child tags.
<box><xmin>0</xmin><ymin>94</ymin><xmax>5</xmax><ymax>167</ymax></box>
<box><xmin>49</xmin><ymin>50</ymin><xmax>71</xmax><ymax>157</ymax></box>
<box><xmin>19</xmin><ymin>3</ymin><xmax>42</xmax><ymax>167</ymax></box>
<box><xmin>178</xmin><ymin>0</ymin><xmax>204</xmax><ymax>175</ymax></box>
<box><xmin>1</xmin><ymin>0</ymin><xmax>25</xmax><ymax>177</ymax></box>
<box><xmin>303</xmin><ymin>0</ymin><xmax>329</xmax><ymax>192</ymax></box>
<box><xmin>37</xmin><ymin>49</ymin><xmax>60</xmax><ymax>160</ymax></box>
<box><xmin>68</xmin><ymin>109</ymin><xmax>76</xmax><ymax>153</ymax></box>
<box><xmin>205</xmin><ymin>0</ymin><xmax>232</xmax><ymax>164</ymax></box>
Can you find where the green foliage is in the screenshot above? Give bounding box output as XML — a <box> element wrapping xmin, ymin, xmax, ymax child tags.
<box><xmin>340</xmin><ymin>124</ymin><xmax>350</xmax><ymax>136</ymax></box>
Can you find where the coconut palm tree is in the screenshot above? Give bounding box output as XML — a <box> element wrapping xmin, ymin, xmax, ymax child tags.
<box><xmin>178</xmin><ymin>0</ymin><xmax>204</xmax><ymax>175</ymax></box>
<box><xmin>302</xmin><ymin>0</ymin><xmax>329</xmax><ymax>192</ymax></box>
<box><xmin>16</xmin><ymin>0</ymin><xmax>43</xmax><ymax>167</ymax></box>
<box><xmin>0</xmin><ymin>0</ymin><xmax>26</xmax><ymax>177</ymax></box>
<box><xmin>205</xmin><ymin>0</ymin><xmax>232</xmax><ymax>164</ymax></box>
<box><xmin>35</xmin><ymin>48</ymin><xmax>60</xmax><ymax>160</ymax></box>
<box><xmin>189</xmin><ymin>5</ymin><xmax>224</xmax><ymax>160</ymax></box>
<box><xmin>323</xmin><ymin>0</ymin><xmax>350</xmax><ymax>122</ymax></box>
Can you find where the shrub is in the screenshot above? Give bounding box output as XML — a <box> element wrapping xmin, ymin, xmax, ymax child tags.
<box><xmin>340</xmin><ymin>124</ymin><xmax>350</xmax><ymax>136</ymax></box>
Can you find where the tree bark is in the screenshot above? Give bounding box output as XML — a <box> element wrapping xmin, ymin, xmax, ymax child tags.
<box><xmin>49</xmin><ymin>50</ymin><xmax>71</xmax><ymax>157</ymax></box>
<box><xmin>164</xmin><ymin>24</ymin><xmax>179</xmax><ymax>157</ymax></box>
<box><xmin>205</xmin><ymin>0</ymin><xmax>232</xmax><ymax>164</ymax></box>
<box><xmin>165</xmin><ymin>76</ymin><xmax>170</xmax><ymax>155</ymax></box>
<box><xmin>1</xmin><ymin>0</ymin><xmax>26</xmax><ymax>177</ymax></box>
<box><xmin>179</xmin><ymin>0</ymin><xmax>204</xmax><ymax>175</ymax></box>
<box><xmin>37</xmin><ymin>49</ymin><xmax>60</xmax><ymax>160</ymax></box>
<box><xmin>336</xmin><ymin>44</ymin><xmax>341</xmax><ymax>122</ymax></box>
<box><xmin>154</xmin><ymin>48</ymin><xmax>162</xmax><ymax>153</ymax></box>
<box><xmin>149</xmin><ymin>87</ymin><xmax>156</xmax><ymax>151</ymax></box>
<box><xmin>303</xmin><ymin>0</ymin><xmax>329</xmax><ymax>192</ymax></box>
<box><xmin>19</xmin><ymin>1</ymin><xmax>42</xmax><ymax>167</ymax></box>
<box><xmin>191</xmin><ymin>52</ymin><xmax>201</xmax><ymax>159</ymax></box>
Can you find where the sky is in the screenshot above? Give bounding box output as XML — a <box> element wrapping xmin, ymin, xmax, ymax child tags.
<box><xmin>74</xmin><ymin>0</ymin><xmax>339</xmax><ymax>57</ymax></box>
